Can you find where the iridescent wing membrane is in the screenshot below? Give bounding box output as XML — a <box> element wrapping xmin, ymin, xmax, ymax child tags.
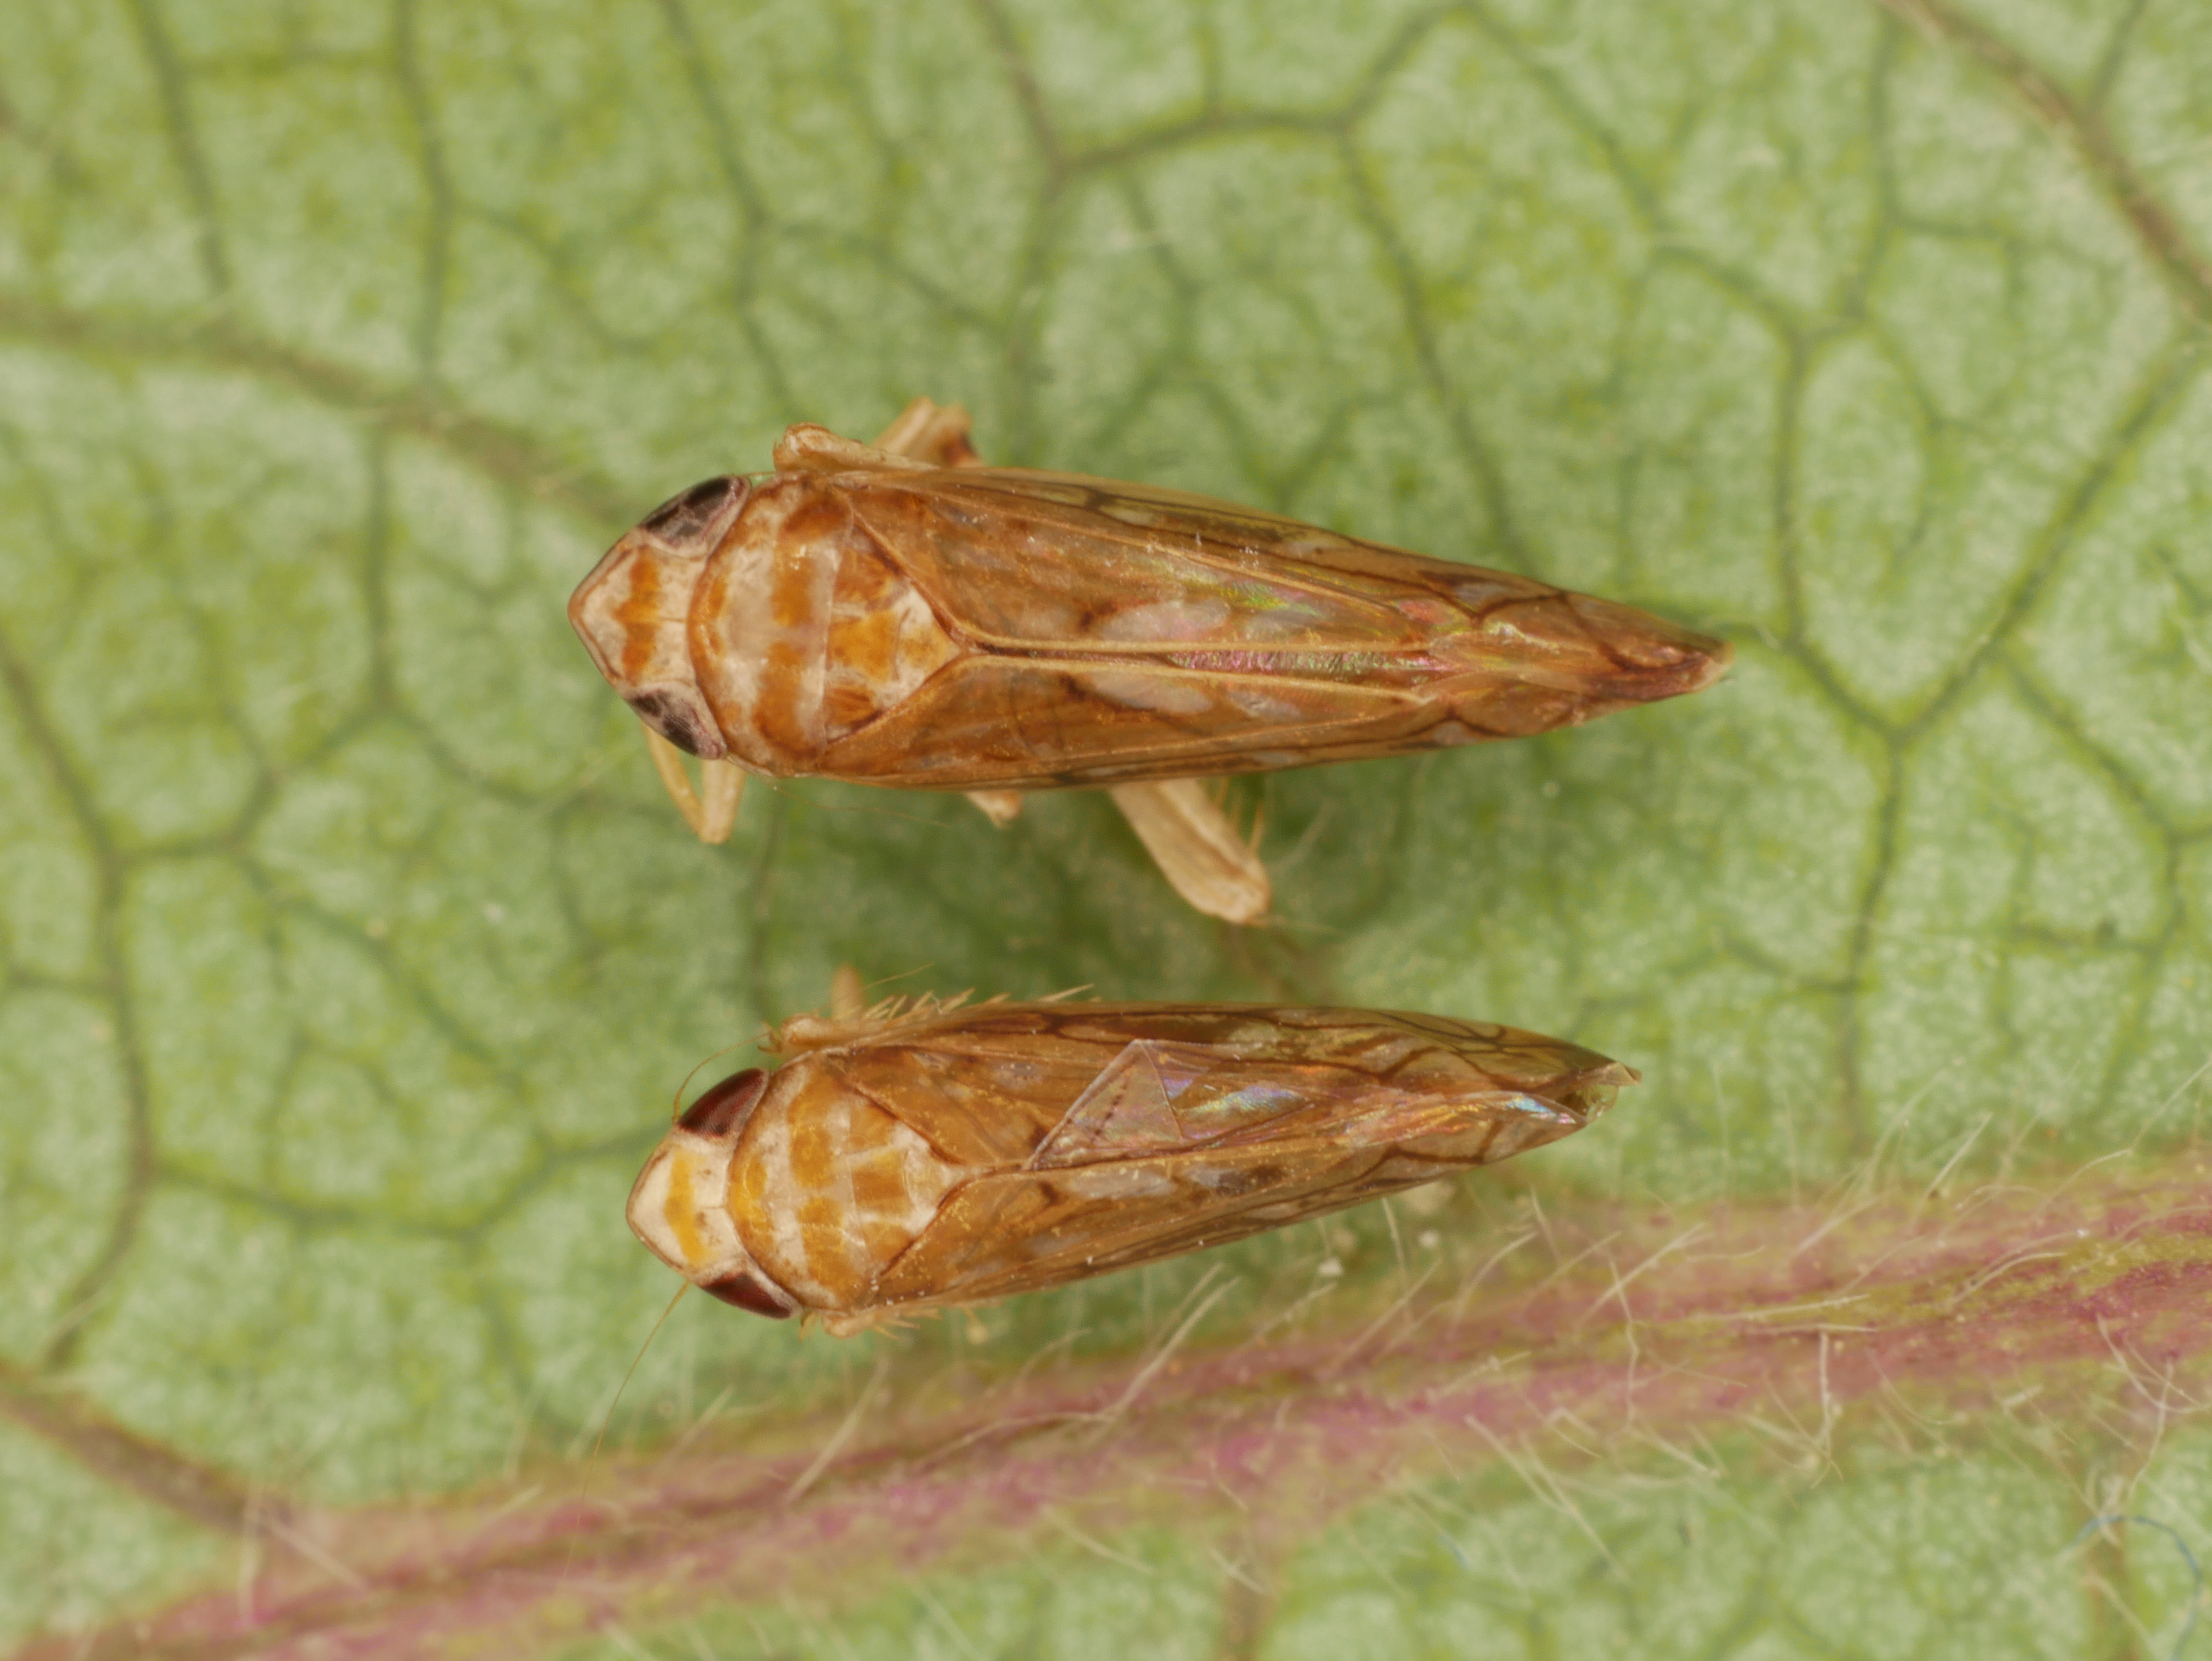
<box><xmin>792</xmin><ymin>465</ymin><xmax>1727</xmax><ymax>790</ymax></box>
<box><xmin>805</xmin><ymin>1002</ymin><xmax>1630</xmax><ymax>1313</ymax></box>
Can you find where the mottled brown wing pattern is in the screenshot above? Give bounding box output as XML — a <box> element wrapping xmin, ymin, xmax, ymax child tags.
<box><xmin>810</xmin><ymin>1003</ymin><xmax>1628</xmax><ymax>1314</ymax></box>
<box><xmin>802</xmin><ymin>466</ymin><xmax>1725</xmax><ymax>788</ymax></box>
<box><xmin>805</xmin><ymin>656</ymin><xmax>1422</xmax><ymax>787</ymax></box>
<box><xmin>849</xmin><ymin>469</ymin><xmax>1456</xmax><ymax>656</ymax></box>
<box><xmin>868</xmin><ymin>1069</ymin><xmax>1592</xmax><ymax>1310</ymax></box>
<box><xmin>807</xmin><ymin>1002</ymin><xmax>1589</xmax><ymax>1164</ymax></box>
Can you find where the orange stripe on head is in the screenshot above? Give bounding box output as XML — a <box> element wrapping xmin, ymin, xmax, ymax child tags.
<box><xmin>613</xmin><ymin>553</ymin><xmax>662</xmax><ymax>682</ymax></box>
<box><xmin>664</xmin><ymin>1154</ymin><xmax>705</xmax><ymax>1268</ymax></box>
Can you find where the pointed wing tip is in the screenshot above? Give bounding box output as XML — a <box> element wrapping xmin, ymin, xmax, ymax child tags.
<box><xmin>1559</xmin><ymin>594</ymin><xmax>1736</xmax><ymax>701</ymax></box>
<box><xmin>1677</xmin><ymin>633</ymin><xmax>1734</xmax><ymax>692</ymax></box>
<box><xmin>1615</xmin><ymin>626</ymin><xmax>1734</xmax><ymax>704</ymax></box>
<box><xmin>1564</xmin><ymin>1059</ymin><xmax>1640</xmax><ymax>1122</ymax></box>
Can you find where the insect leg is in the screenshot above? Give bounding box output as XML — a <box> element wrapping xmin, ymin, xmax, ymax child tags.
<box><xmin>872</xmin><ymin>397</ymin><xmax>982</xmax><ymax>468</ymax></box>
<box><xmin>964</xmin><ymin>789</ymin><xmax>1026</xmax><ymax>826</ymax></box>
<box><xmin>770</xmin><ymin>423</ymin><xmax>929</xmax><ymax>474</ymax></box>
<box><xmin>767</xmin><ymin>396</ymin><xmax>981</xmax><ymax>477</ymax></box>
<box><xmin>643</xmin><ymin>726</ymin><xmax>747</xmax><ymax>844</ymax></box>
<box><xmin>1107</xmin><ymin>779</ymin><xmax>1272</xmax><ymax>926</ymax></box>
<box><xmin>698</xmin><ymin>755</ymin><xmax>746</xmax><ymax>842</ymax></box>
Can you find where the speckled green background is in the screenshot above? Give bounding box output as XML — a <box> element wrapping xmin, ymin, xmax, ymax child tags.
<box><xmin>3</xmin><ymin>0</ymin><xmax>2211</xmax><ymax>1655</ymax></box>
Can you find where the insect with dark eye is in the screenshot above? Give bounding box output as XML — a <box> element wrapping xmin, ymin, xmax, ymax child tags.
<box><xmin>569</xmin><ymin>400</ymin><xmax>1731</xmax><ymax>923</ymax></box>
<box><xmin>626</xmin><ymin>985</ymin><xmax>1633</xmax><ymax>1334</ymax></box>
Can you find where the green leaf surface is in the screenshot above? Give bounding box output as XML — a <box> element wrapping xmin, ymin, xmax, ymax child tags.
<box><xmin>3</xmin><ymin>0</ymin><xmax>2211</xmax><ymax>1655</ymax></box>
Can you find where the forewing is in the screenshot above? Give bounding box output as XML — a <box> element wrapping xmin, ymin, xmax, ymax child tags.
<box><xmin>890</xmin><ymin>468</ymin><xmax>1719</xmax><ymax>684</ymax></box>
<box><xmin>820</xmin><ymin>1002</ymin><xmax>1623</xmax><ymax>1170</ymax></box>
<box><xmin>815</xmin><ymin>468</ymin><xmax>1726</xmax><ymax>787</ymax></box>
<box><xmin>852</xmin><ymin>468</ymin><xmax>1465</xmax><ymax>655</ymax></box>
<box><xmin>813</xmin><ymin>1004</ymin><xmax>1272</xmax><ymax>1171</ymax></box>
<box><xmin>867</xmin><ymin>1088</ymin><xmax>1588</xmax><ymax>1310</ymax></box>
<box><xmin>822</xmin><ymin>1033</ymin><xmax>1102</xmax><ymax>1170</ymax></box>
<box><xmin>846</xmin><ymin>1003</ymin><xmax>1631</xmax><ymax>1311</ymax></box>
<box><xmin>810</xmin><ymin>655</ymin><xmax>1430</xmax><ymax>787</ymax></box>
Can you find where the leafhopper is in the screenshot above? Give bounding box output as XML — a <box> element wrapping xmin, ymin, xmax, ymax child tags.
<box><xmin>625</xmin><ymin>988</ymin><xmax>1632</xmax><ymax>1334</ymax></box>
<box><xmin>569</xmin><ymin>401</ymin><xmax>1730</xmax><ymax>923</ymax></box>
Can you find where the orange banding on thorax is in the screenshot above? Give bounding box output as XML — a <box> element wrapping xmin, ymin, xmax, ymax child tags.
<box><xmin>817</xmin><ymin>543</ymin><xmax>958</xmax><ymax>744</ymax></box>
<box><xmin>726</xmin><ymin>1063</ymin><xmax>967</xmax><ymax>1312</ymax></box>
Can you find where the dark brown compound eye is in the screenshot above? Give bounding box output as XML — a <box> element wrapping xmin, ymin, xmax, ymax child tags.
<box><xmin>625</xmin><ymin>688</ymin><xmax>712</xmax><ymax>758</ymax></box>
<box><xmin>700</xmin><ymin>1270</ymin><xmax>794</xmax><ymax>1318</ymax></box>
<box><xmin>639</xmin><ymin>475</ymin><xmax>748</xmax><ymax>547</ymax></box>
<box><xmin>678</xmin><ymin>1068</ymin><xmax>767</xmax><ymax>1138</ymax></box>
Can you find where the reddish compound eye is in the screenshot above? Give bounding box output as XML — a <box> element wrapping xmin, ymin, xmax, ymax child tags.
<box><xmin>701</xmin><ymin>1271</ymin><xmax>793</xmax><ymax>1318</ymax></box>
<box><xmin>679</xmin><ymin>1068</ymin><xmax>766</xmax><ymax>1138</ymax></box>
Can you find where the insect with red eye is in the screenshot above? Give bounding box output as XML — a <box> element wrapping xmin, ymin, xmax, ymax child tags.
<box><xmin>569</xmin><ymin>400</ymin><xmax>1730</xmax><ymax>924</ymax></box>
<box><xmin>625</xmin><ymin>989</ymin><xmax>1633</xmax><ymax>1333</ymax></box>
